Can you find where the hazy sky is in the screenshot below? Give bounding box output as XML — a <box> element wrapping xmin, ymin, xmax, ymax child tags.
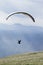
<box><xmin>0</xmin><ymin>0</ymin><xmax>43</xmax><ymax>27</ymax></box>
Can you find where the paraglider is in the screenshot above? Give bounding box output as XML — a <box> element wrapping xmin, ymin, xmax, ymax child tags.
<box><xmin>6</xmin><ymin>12</ymin><xmax>35</xmax><ymax>22</ymax></box>
<box><xmin>6</xmin><ymin>12</ymin><xmax>35</xmax><ymax>44</ymax></box>
<box><xmin>18</xmin><ymin>40</ymin><xmax>21</xmax><ymax>44</ymax></box>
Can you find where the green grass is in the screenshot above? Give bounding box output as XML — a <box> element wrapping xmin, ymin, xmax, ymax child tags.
<box><xmin>0</xmin><ymin>51</ymin><xmax>43</xmax><ymax>65</ymax></box>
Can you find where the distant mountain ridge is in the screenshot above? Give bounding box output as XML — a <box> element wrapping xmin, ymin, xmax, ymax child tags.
<box><xmin>0</xmin><ymin>23</ymin><xmax>43</xmax><ymax>58</ymax></box>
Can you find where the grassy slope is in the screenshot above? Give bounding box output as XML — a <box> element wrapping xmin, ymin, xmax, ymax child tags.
<box><xmin>0</xmin><ymin>52</ymin><xmax>43</xmax><ymax>65</ymax></box>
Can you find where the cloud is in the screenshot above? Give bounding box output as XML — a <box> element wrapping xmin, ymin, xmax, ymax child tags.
<box><xmin>0</xmin><ymin>11</ymin><xmax>7</xmax><ymax>23</ymax></box>
<box><xmin>35</xmin><ymin>18</ymin><xmax>43</xmax><ymax>27</ymax></box>
<box><xmin>0</xmin><ymin>0</ymin><xmax>34</xmax><ymax>12</ymax></box>
<box><xmin>0</xmin><ymin>11</ymin><xmax>14</xmax><ymax>24</ymax></box>
<box><xmin>0</xmin><ymin>0</ymin><xmax>43</xmax><ymax>27</ymax></box>
<box><xmin>0</xmin><ymin>11</ymin><xmax>43</xmax><ymax>27</ymax></box>
<box><xmin>8</xmin><ymin>0</ymin><xmax>33</xmax><ymax>8</ymax></box>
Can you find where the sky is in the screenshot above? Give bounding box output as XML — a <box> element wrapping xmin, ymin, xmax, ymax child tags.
<box><xmin>0</xmin><ymin>0</ymin><xmax>43</xmax><ymax>27</ymax></box>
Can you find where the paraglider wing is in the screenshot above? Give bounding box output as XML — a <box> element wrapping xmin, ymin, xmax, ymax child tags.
<box><xmin>6</xmin><ymin>12</ymin><xmax>35</xmax><ymax>22</ymax></box>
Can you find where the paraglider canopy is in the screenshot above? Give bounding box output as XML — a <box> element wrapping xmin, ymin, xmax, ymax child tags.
<box><xmin>6</xmin><ymin>12</ymin><xmax>35</xmax><ymax>22</ymax></box>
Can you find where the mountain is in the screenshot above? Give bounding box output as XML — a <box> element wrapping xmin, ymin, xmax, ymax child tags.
<box><xmin>0</xmin><ymin>23</ymin><xmax>43</xmax><ymax>58</ymax></box>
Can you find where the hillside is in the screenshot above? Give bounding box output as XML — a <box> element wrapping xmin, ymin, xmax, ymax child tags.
<box><xmin>0</xmin><ymin>52</ymin><xmax>43</xmax><ymax>65</ymax></box>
